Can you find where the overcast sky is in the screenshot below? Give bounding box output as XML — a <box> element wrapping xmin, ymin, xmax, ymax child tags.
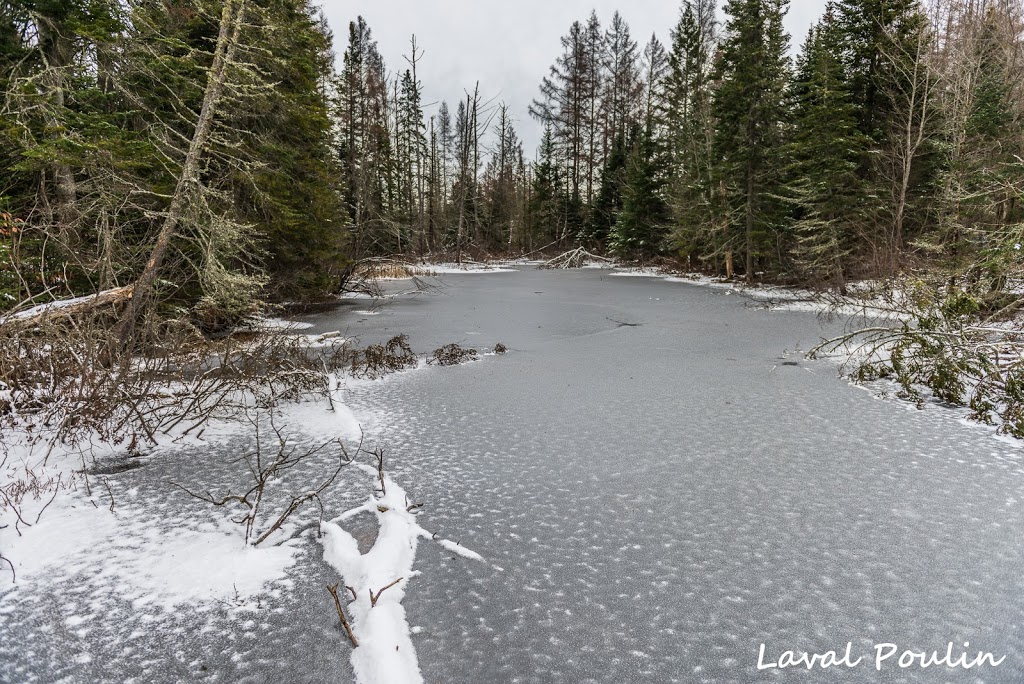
<box><xmin>319</xmin><ymin>0</ymin><xmax>830</xmax><ymax>155</ymax></box>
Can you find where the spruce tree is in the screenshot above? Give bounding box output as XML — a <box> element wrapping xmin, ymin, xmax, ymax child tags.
<box><xmin>785</xmin><ymin>5</ymin><xmax>868</xmax><ymax>289</ymax></box>
<box><xmin>664</xmin><ymin>0</ymin><xmax>717</xmax><ymax>265</ymax></box>
<box><xmin>238</xmin><ymin>1</ymin><xmax>349</xmax><ymax>299</ymax></box>
<box><xmin>611</xmin><ymin>35</ymin><xmax>670</xmax><ymax>259</ymax></box>
<box><xmin>588</xmin><ymin>128</ymin><xmax>632</xmax><ymax>246</ymax></box>
<box><xmin>529</xmin><ymin>125</ymin><xmax>563</xmax><ymax>247</ymax></box>
<box><xmin>530</xmin><ymin>20</ymin><xmax>588</xmax><ymax>213</ymax></box>
<box><xmin>612</xmin><ymin>127</ymin><xmax>669</xmax><ymax>259</ymax></box>
<box><xmin>601</xmin><ymin>11</ymin><xmax>643</xmax><ymax>156</ymax></box>
<box><xmin>711</xmin><ymin>0</ymin><xmax>791</xmax><ymax>282</ymax></box>
<box><xmin>834</xmin><ymin>0</ymin><xmax>923</xmax><ymax>141</ymax></box>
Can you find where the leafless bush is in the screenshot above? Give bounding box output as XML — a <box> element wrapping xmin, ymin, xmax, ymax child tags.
<box><xmin>171</xmin><ymin>410</ymin><xmax>356</xmax><ymax>546</ymax></box>
<box><xmin>493</xmin><ymin>343</ymin><xmax>508</xmax><ymax>354</ymax></box>
<box><xmin>0</xmin><ymin>309</ymin><xmax>351</xmax><ymax>457</ymax></box>
<box><xmin>428</xmin><ymin>343</ymin><xmax>479</xmax><ymax>366</ymax></box>
<box><xmin>348</xmin><ymin>334</ymin><xmax>418</xmax><ymax>379</ymax></box>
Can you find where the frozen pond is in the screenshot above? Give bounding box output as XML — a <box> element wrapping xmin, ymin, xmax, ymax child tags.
<box><xmin>4</xmin><ymin>266</ymin><xmax>1023</xmax><ymax>683</ymax></box>
<box><xmin>315</xmin><ymin>267</ymin><xmax>1024</xmax><ymax>683</ymax></box>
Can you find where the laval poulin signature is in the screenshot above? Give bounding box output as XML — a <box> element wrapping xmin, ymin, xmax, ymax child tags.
<box><xmin>757</xmin><ymin>642</ymin><xmax>1006</xmax><ymax>671</ymax></box>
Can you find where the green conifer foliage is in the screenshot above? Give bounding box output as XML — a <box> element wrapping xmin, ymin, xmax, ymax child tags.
<box><xmin>785</xmin><ymin>5</ymin><xmax>869</xmax><ymax>289</ymax></box>
<box><xmin>711</xmin><ymin>0</ymin><xmax>791</xmax><ymax>282</ymax></box>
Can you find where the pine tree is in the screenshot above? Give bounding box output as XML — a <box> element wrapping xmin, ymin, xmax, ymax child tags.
<box><xmin>611</xmin><ymin>35</ymin><xmax>670</xmax><ymax>259</ymax></box>
<box><xmin>582</xmin><ymin>11</ymin><xmax>605</xmax><ymax>208</ymax></box>
<box><xmin>484</xmin><ymin>103</ymin><xmax>523</xmax><ymax>250</ymax></box>
<box><xmin>530</xmin><ymin>20</ymin><xmax>588</xmax><ymax>221</ymax></box>
<box><xmin>601</xmin><ymin>12</ymin><xmax>643</xmax><ymax>158</ymax></box>
<box><xmin>612</xmin><ymin>127</ymin><xmax>669</xmax><ymax>259</ymax></box>
<box><xmin>435</xmin><ymin>100</ymin><xmax>453</xmax><ymax>242</ymax></box>
<box><xmin>589</xmin><ymin>127</ymin><xmax>632</xmax><ymax>245</ymax></box>
<box><xmin>236</xmin><ymin>1</ymin><xmax>349</xmax><ymax>299</ymax></box>
<box><xmin>1</xmin><ymin>0</ymin><xmax>127</xmax><ymax>293</ymax></box>
<box><xmin>337</xmin><ymin>16</ymin><xmax>392</xmax><ymax>255</ymax></box>
<box><xmin>835</xmin><ymin>0</ymin><xmax>923</xmax><ymax>141</ymax></box>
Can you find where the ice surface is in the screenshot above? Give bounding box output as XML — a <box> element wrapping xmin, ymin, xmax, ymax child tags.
<box><xmin>4</xmin><ymin>267</ymin><xmax>1024</xmax><ymax>683</ymax></box>
<box><xmin>331</xmin><ymin>267</ymin><xmax>1024</xmax><ymax>683</ymax></box>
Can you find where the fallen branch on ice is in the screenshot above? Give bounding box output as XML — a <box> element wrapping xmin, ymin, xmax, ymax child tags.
<box><xmin>540</xmin><ymin>248</ymin><xmax>612</xmax><ymax>269</ymax></box>
<box><xmin>320</xmin><ymin>463</ymin><xmax>486</xmax><ymax>684</ymax></box>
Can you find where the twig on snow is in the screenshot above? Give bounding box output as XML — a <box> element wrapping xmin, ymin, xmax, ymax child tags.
<box><xmin>326</xmin><ymin>582</ymin><xmax>359</xmax><ymax>647</ymax></box>
<box><xmin>369</xmin><ymin>577</ymin><xmax>403</xmax><ymax>607</ymax></box>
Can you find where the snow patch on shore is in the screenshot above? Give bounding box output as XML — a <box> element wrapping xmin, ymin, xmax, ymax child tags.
<box><xmin>608</xmin><ymin>268</ymin><xmax>662</xmax><ymax>278</ymax></box>
<box><xmin>252</xmin><ymin>316</ymin><xmax>315</xmax><ymax>331</ymax></box>
<box><xmin>426</xmin><ymin>263</ymin><xmax>518</xmax><ymax>275</ymax></box>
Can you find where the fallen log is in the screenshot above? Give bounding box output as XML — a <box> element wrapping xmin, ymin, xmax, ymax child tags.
<box><xmin>0</xmin><ymin>285</ymin><xmax>134</xmax><ymax>331</ymax></box>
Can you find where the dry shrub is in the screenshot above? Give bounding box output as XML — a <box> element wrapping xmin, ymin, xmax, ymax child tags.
<box><xmin>0</xmin><ymin>310</ymin><xmax>349</xmax><ymax>454</ymax></box>
<box><xmin>348</xmin><ymin>334</ymin><xmax>418</xmax><ymax>379</ymax></box>
<box><xmin>172</xmin><ymin>410</ymin><xmax>354</xmax><ymax>546</ymax></box>
<box><xmin>428</xmin><ymin>343</ymin><xmax>479</xmax><ymax>366</ymax></box>
<box><xmin>493</xmin><ymin>343</ymin><xmax>508</xmax><ymax>354</ymax></box>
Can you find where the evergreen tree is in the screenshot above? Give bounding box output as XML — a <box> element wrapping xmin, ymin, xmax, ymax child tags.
<box><xmin>711</xmin><ymin>0</ymin><xmax>791</xmax><ymax>282</ymax></box>
<box><xmin>530</xmin><ymin>20</ymin><xmax>587</xmax><ymax>211</ymax></box>
<box><xmin>528</xmin><ymin>125</ymin><xmax>563</xmax><ymax>247</ymax></box>
<box><xmin>337</xmin><ymin>16</ymin><xmax>392</xmax><ymax>255</ymax></box>
<box><xmin>588</xmin><ymin>127</ymin><xmax>632</xmax><ymax>245</ymax></box>
<box><xmin>664</xmin><ymin>0</ymin><xmax>717</xmax><ymax>265</ymax></box>
<box><xmin>835</xmin><ymin>0</ymin><xmax>923</xmax><ymax>141</ymax></box>
<box><xmin>237</xmin><ymin>1</ymin><xmax>349</xmax><ymax>299</ymax></box>
<box><xmin>612</xmin><ymin>127</ymin><xmax>669</xmax><ymax>258</ymax></box>
<box><xmin>611</xmin><ymin>35</ymin><xmax>670</xmax><ymax>259</ymax></box>
<box><xmin>582</xmin><ymin>11</ymin><xmax>605</xmax><ymax>208</ymax></box>
<box><xmin>484</xmin><ymin>104</ymin><xmax>524</xmax><ymax>250</ymax></box>
<box><xmin>785</xmin><ymin>5</ymin><xmax>868</xmax><ymax>289</ymax></box>
<box><xmin>601</xmin><ymin>12</ymin><xmax>643</xmax><ymax>157</ymax></box>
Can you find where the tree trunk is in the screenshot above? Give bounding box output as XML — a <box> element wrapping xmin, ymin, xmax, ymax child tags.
<box><xmin>745</xmin><ymin>162</ymin><xmax>755</xmax><ymax>284</ymax></box>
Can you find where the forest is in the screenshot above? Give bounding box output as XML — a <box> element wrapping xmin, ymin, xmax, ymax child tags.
<box><xmin>2</xmin><ymin>0</ymin><xmax>1023</xmax><ymax>325</ymax></box>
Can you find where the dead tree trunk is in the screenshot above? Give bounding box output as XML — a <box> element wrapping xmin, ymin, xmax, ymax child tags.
<box><xmin>115</xmin><ymin>0</ymin><xmax>248</xmax><ymax>346</ymax></box>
